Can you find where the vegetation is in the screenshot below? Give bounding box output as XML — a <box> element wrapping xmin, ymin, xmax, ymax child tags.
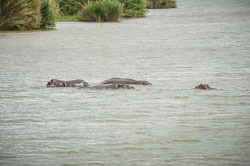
<box><xmin>0</xmin><ymin>0</ymin><xmax>177</xmax><ymax>30</ymax></box>
<box><xmin>55</xmin><ymin>15</ymin><xmax>79</xmax><ymax>22</ymax></box>
<box><xmin>57</xmin><ymin>0</ymin><xmax>146</xmax><ymax>20</ymax></box>
<box><xmin>58</xmin><ymin>0</ymin><xmax>87</xmax><ymax>16</ymax></box>
<box><xmin>40</xmin><ymin>0</ymin><xmax>55</xmax><ymax>28</ymax></box>
<box><xmin>0</xmin><ymin>0</ymin><xmax>55</xmax><ymax>30</ymax></box>
<box><xmin>79</xmin><ymin>0</ymin><xmax>123</xmax><ymax>22</ymax></box>
<box><xmin>0</xmin><ymin>0</ymin><xmax>39</xmax><ymax>30</ymax></box>
<box><xmin>118</xmin><ymin>0</ymin><xmax>146</xmax><ymax>18</ymax></box>
<box><xmin>147</xmin><ymin>0</ymin><xmax>176</xmax><ymax>9</ymax></box>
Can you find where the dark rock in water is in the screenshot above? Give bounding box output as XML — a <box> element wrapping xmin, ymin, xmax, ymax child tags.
<box><xmin>47</xmin><ymin>79</ymin><xmax>89</xmax><ymax>87</ymax></box>
<box><xmin>100</xmin><ymin>78</ymin><xmax>152</xmax><ymax>85</ymax></box>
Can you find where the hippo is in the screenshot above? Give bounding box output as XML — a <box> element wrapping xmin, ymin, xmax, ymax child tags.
<box><xmin>79</xmin><ymin>84</ymin><xmax>135</xmax><ymax>90</ymax></box>
<box><xmin>100</xmin><ymin>78</ymin><xmax>152</xmax><ymax>85</ymax></box>
<box><xmin>47</xmin><ymin>79</ymin><xmax>89</xmax><ymax>87</ymax></box>
<box><xmin>195</xmin><ymin>84</ymin><xmax>215</xmax><ymax>90</ymax></box>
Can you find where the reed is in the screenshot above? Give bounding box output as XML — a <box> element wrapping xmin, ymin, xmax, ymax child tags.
<box><xmin>118</xmin><ymin>0</ymin><xmax>146</xmax><ymax>18</ymax></box>
<box><xmin>58</xmin><ymin>0</ymin><xmax>90</xmax><ymax>16</ymax></box>
<box><xmin>147</xmin><ymin>0</ymin><xmax>176</xmax><ymax>9</ymax></box>
<box><xmin>55</xmin><ymin>0</ymin><xmax>146</xmax><ymax>20</ymax></box>
<box><xmin>0</xmin><ymin>0</ymin><xmax>40</xmax><ymax>30</ymax></box>
<box><xmin>103</xmin><ymin>0</ymin><xmax>123</xmax><ymax>21</ymax></box>
<box><xmin>0</xmin><ymin>0</ymin><xmax>55</xmax><ymax>30</ymax></box>
<box><xmin>79</xmin><ymin>0</ymin><xmax>123</xmax><ymax>22</ymax></box>
<box><xmin>40</xmin><ymin>0</ymin><xmax>55</xmax><ymax>28</ymax></box>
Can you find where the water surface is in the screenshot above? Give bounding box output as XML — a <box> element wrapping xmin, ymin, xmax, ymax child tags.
<box><xmin>0</xmin><ymin>0</ymin><xmax>250</xmax><ymax>165</ymax></box>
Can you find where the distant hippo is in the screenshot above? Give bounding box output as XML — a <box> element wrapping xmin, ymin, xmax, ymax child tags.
<box><xmin>79</xmin><ymin>84</ymin><xmax>135</xmax><ymax>90</ymax></box>
<box><xmin>100</xmin><ymin>78</ymin><xmax>152</xmax><ymax>85</ymax></box>
<box><xmin>195</xmin><ymin>84</ymin><xmax>215</xmax><ymax>90</ymax></box>
<box><xmin>47</xmin><ymin>79</ymin><xmax>89</xmax><ymax>87</ymax></box>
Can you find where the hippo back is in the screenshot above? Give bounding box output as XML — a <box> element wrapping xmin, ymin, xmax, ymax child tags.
<box><xmin>100</xmin><ymin>78</ymin><xmax>152</xmax><ymax>85</ymax></box>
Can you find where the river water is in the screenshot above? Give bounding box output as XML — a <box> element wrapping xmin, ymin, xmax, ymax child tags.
<box><xmin>0</xmin><ymin>0</ymin><xmax>250</xmax><ymax>165</ymax></box>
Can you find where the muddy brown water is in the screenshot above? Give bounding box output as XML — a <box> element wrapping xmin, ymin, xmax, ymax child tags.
<box><xmin>0</xmin><ymin>0</ymin><xmax>250</xmax><ymax>165</ymax></box>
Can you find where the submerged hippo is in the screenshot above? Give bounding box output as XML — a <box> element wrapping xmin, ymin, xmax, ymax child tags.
<box><xmin>195</xmin><ymin>84</ymin><xmax>215</xmax><ymax>90</ymax></box>
<box><xmin>79</xmin><ymin>84</ymin><xmax>135</xmax><ymax>90</ymax></box>
<box><xmin>100</xmin><ymin>78</ymin><xmax>152</xmax><ymax>85</ymax></box>
<box><xmin>47</xmin><ymin>79</ymin><xmax>89</xmax><ymax>87</ymax></box>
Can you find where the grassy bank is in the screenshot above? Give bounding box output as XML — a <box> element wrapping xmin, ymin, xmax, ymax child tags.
<box><xmin>55</xmin><ymin>15</ymin><xmax>79</xmax><ymax>22</ymax></box>
<box><xmin>1</xmin><ymin>0</ymin><xmax>177</xmax><ymax>30</ymax></box>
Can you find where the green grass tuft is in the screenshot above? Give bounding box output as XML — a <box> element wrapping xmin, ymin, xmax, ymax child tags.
<box><xmin>79</xmin><ymin>0</ymin><xmax>123</xmax><ymax>22</ymax></box>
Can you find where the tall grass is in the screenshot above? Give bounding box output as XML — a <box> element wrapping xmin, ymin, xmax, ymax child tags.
<box><xmin>54</xmin><ymin>0</ymin><xmax>146</xmax><ymax>21</ymax></box>
<box><xmin>118</xmin><ymin>0</ymin><xmax>146</xmax><ymax>18</ymax></box>
<box><xmin>58</xmin><ymin>0</ymin><xmax>89</xmax><ymax>16</ymax></box>
<box><xmin>79</xmin><ymin>0</ymin><xmax>123</xmax><ymax>22</ymax></box>
<box><xmin>147</xmin><ymin>0</ymin><xmax>176</xmax><ymax>9</ymax></box>
<box><xmin>0</xmin><ymin>0</ymin><xmax>55</xmax><ymax>30</ymax></box>
<box><xmin>40</xmin><ymin>0</ymin><xmax>55</xmax><ymax>28</ymax></box>
<box><xmin>49</xmin><ymin>0</ymin><xmax>61</xmax><ymax>18</ymax></box>
<box><xmin>0</xmin><ymin>0</ymin><xmax>40</xmax><ymax>30</ymax></box>
<box><xmin>31</xmin><ymin>0</ymin><xmax>42</xmax><ymax>28</ymax></box>
<box><xmin>103</xmin><ymin>0</ymin><xmax>123</xmax><ymax>21</ymax></box>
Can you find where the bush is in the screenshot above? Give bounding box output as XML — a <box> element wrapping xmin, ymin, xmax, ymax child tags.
<box><xmin>0</xmin><ymin>0</ymin><xmax>41</xmax><ymax>30</ymax></box>
<box><xmin>147</xmin><ymin>0</ymin><xmax>176</xmax><ymax>9</ymax></box>
<box><xmin>57</xmin><ymin>0</ymin><xmax>146</xmax><ymax>20</ymax></box>
<box><xmin>79</xmin><ymin>0</ymin><xmax>123</xmax><ymax>22</ymax></box>
<box><xmin>118</xmin><ymin>0</ymin><xmax>146</xmax><ymax>18</ymax></box>
<box><xmin>58</xmin><ymin>0</ymin><xmax>88</xmax><ymax>16</ymax></box>
<box><xmin>0</xmin><ymin>0</ymin><xmax>55</xmax><ymax>30</ymax></box>
<box><xmin>103</xmin><ymin>0</ymin><xmax>123</xmax><ymax>21</ymax></box>
<box><xmin>40</xmin><ymin>0</ymin><xmax>55</xmax><ymax>28</ymax></box>
<box><xmin>31</xmin><ymin>0</ymin><xmax>42</xmax><ymax>28</ymax></box>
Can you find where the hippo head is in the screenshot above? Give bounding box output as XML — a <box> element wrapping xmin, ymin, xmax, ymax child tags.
<box><xmin>195</xmin><ymin>84</ymin><xmax>214</xmax><ymax>90</ymax></box>
<box><xmin>138</xmin><ymin>81</ymin><xmax>152</xmax><ymax>85</ymax></box>
<box><xmin>47</xmin><ymin>79</ymin><xmax>60</xmax><ymax>87</ymax></box>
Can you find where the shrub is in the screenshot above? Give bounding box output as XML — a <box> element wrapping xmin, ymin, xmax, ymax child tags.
<box><xmin>58</xmin><ymin>0</ymin><xmax>88</xmax><ymax>16</ymax></box>
<box><xmin>0</xmin><ymin>0</ymin><xmax>41</xmax><ymax>30</ymax></box>
<box><xmin>49</xmin><ymin>0</ymin><xmax>61</xmax><ymax>17</ymax></box>
<box><xmin>147</xmin><ymin>0</ymin><xmax>176</xmax><ymax>9</ymax></box>
<box><xmin>31</xmin><ymin>0</ymin><xmax>42</xmax><ymax>28</ymax></box>
<box><xmin>118</xmin><ymin>0</ymin><xmax>146</xmax><ymax>18</ymax></box>
<box><xmin>103</xmin><ymin>0</ymin><xmax>123</xmax><ymax>21</ymax></box>
<box><xmin>40</xmin><ymin>0</ymin><xmax>55</xmax><ymax>28</ymax></box>
<box><xmin>79</xmin><ymin>0</ymin><xmax>123</xmax><ymax>22</ymax></box>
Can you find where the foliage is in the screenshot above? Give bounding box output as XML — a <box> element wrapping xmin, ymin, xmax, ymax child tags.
<box><xmin>103</xmin><ymin>0</ymin><xmax>123</xmax><ymax>21</ymax></box>
<box><xmin>58</xmin><ymin>0</ymin><xmax>88</xmax><ymax>16</ymax></box>
<box><xmin>55</xmin><ymin>15</ymin><xmax>79</xmax><ymax>22</ymax></box>
<box><xmin>49</xmin><ymin>0</ymin><xmax>61</xmax><ymax>17</ymax></box>
<box><xmin>147</xmin><ymin>0</ymin><xmax>176</xmax><ymax>9</ymax></box>
<box><xmin>79</xmin><ymin>0</ymin><xmax>123</xmax><ymax>22</ymax></box>
<box><xmin>40</xmin><ymin>0</ymin><xmax>55</xmax><ymax>28</ymax></box>
<box><xmin>31</xmin><ymin>0</ymin><xmax>42</xmax><ymax>28</ymax></box>
<box><xmin>0</xmin><ymin>0</ymin><xmax>55</xmax><ymax>30</ymax></box>
<box><xmin>118</xmin><ymin>0</ymin><xmax>146</xmax><ymax>18</ymax></box>
<box><xmin>55</xmin><ymin>0</ymin><xmax>146</xmax><ymax>20</ymax></box>
<box><xmin>0</xmin><ymin>0</ymin><xmax>41</xmax><ymax>30</ymax></box>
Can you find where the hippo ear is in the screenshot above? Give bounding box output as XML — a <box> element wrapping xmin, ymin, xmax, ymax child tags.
<box><xmin>52</xmin><ymin>79</ymin><xmax>57</xmax><ymax>83</ymax></box>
